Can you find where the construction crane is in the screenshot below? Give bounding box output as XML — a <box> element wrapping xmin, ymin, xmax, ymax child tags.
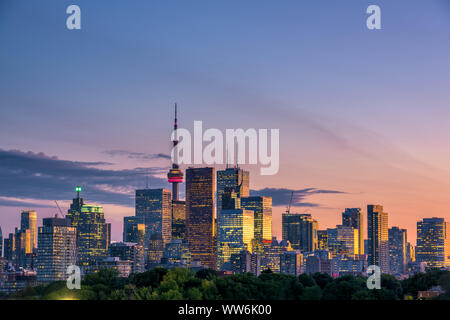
<box><xmin>55</xmin><ymin>200</ymin><xmax>64</xmax><ymax>218</ymax></box>
<box><xmin>286</xmin><ymin>191</ymin><xmax>294</xmax><ymax>214</ymax></box>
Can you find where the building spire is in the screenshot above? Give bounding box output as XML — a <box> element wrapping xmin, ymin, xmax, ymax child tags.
<box><xmin>226</xmin><ymin>145</ymin><xmax>229</xmax><ymax>169</ymax></box>
<box><xmin>168</xmin><ymin>103</ymin><xmax>184</xmax><ymax>201</ymax></box>
<box><xmin>75</xmin><ymin>186</ymin><xmax>82</xmax><ymax>199</ymax></box>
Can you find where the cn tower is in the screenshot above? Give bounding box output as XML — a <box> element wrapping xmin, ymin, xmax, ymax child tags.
<box><xmin>167</xmin><ymin>103</ymin><xmax>183</xmax><ymax>201</ymax></box>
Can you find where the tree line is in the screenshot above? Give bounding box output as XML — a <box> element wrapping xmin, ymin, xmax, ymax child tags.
<box><xmin>5</xmin><ymin>268</ymin><xmax>450</xmax><ymax>300</ymax></box>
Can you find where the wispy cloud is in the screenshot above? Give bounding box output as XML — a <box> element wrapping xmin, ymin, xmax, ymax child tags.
<box><xmin>0</xmin><ymin>149</ymin><xmax>168</xmax><ymax>207</ymax></box>
<box><xmin>103</xmin><ymin>150</ymin><xmax>171</xmax><ymax>161</ymax></box>
<box><xmin>250</xmin><ymin>187</ymin><xmax>346</xmax><ymax>208</ymax></box>
<box><xmin>0</xmin><ymin>196</ymin><xmax>54</xmax><ymax>208</ymax></box>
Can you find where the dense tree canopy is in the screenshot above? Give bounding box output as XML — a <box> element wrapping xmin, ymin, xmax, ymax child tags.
<box><xmin>5</xmin><ymin>268</ymin><xmax>450</xmax><ymax>300</ymax></box>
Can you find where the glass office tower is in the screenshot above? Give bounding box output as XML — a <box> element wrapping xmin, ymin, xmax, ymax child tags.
<box><xmin>186</xmin><ymin>167</ymin><xmax>216</xmax><ymax>269</ymax></box>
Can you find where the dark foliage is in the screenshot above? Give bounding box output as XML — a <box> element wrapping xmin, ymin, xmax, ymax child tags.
<box><xmin>6</xmin><ymin>268</ymin><xmax>450</xmax><ymax>300</ymax></box>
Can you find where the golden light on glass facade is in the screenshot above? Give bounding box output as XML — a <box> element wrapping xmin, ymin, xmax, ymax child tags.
<box><xmin>367</xmin><ymin>205</ymin><xmax>389</xmax><ymax>273</ymax></box>
<box><xmin>218</xmin><ymin>209</ymin><xmax>254</xmax><ymax>269</ymax></box>
<box><xmin>37</xmin><ymin>217</ymin><xmax>77</xmax><ymax>283</ymax></box>
<box><xmin>21</xmin><ymin>210</ymin><xmax>37</xmax><ymax>252</ymax></box>
<box><xmin>241</xmin><ymin>196</ymin><xmax>272</xmax><ymax>254</ymax></box>
<box><xmin>417</xmin><ymin>218</ymin><xmax>450</xmax><ymax>269</ymax></box>
<box><xmin>135</xmin><ymin>188</ymin><xmax>172</xmax><ymax>263</ymax></box>
<box><xmin>72</xmin><ymin>205</ymin><xmax>109</xmax><ymax>271</ymax></box>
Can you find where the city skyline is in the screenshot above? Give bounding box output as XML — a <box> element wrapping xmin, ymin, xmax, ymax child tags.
<box><xmin>0</xmin><ymin>121</ymin><xmax>448</xmax><ymax>245</ymax></box>
<box><xmin>1</xmin><ymin>163</ymin><xmax>449</xmax><ymax>289</ymax></box>
<box><xmin>2</xmin><ymin>0</ymin><xmax>450</xmax><ymax>246</ymax></box>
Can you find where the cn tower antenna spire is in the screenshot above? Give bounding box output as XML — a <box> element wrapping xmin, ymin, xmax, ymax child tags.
<box><xmin>174</xmin><ymin>103</ymin><xmax>178</xmax><ymax>131</ymax></box>
<box><xmin>168</xmin><ymin>103</ymin><xmax>183</xmax><ymax>201</ymax></box>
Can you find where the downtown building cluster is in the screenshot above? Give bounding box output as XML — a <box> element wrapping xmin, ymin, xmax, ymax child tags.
<box><xmin>0</xmin><ymin>167</ymin><xmax>449</xmax><ymax>294</ymax></box>
<box><xmin>0</xmin><ymin>109</ymin><xmax>449</xmax><ymax>293</ymax></box>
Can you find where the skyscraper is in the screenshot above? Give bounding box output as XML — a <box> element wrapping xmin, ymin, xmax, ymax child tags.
<box><xmin>36</xmin><ymin>216</ymin><xmax>77</xmax><ymax>283</ymax></box>
<box><xmin>3</xmin><ymin>233</ymin><xmax>14</xmax><ymax>261</ymax></box>
<box><xmin>342</xmin><ymin>208</ymin><xmax>364</xmax><ymax>255</ymax></box>
<box><xmin>186</xmin><ymin>167</ymin><xmax>215</xmax><ymax>269</ymax></box>
<box><xmin>76</xmin><ymin>205</ymin><xmax>110</xmax><ymax>272</ymax></box>
<box><xmin>20</xmin><ymin>210</ymin><xmax>37</xmax><ymax>252</ymax></box>
<box><xmin>171</xmin><ymin>200</ymin><xmax>186</xmax><ymax>240</ymax></box>
<box><xmin>68</xmin><ymin>186</ymin><xmax>84</xmax><ymax>221</ymax></box>
<box><xmin>217</xmin><ymin>167</ymin><xmax>250</xmax><ymax>221</ymax></box>
<box><xmin>416</xmin><ymin>217</ymin><xmax>450</xmax><ymax>269</ymax></box>
<box><xmin>123</xmin><ymin>216</ymin><xmax>145</xmax><ymax>245</ymax></box>
<box><xmin>388</xmin><ymin>227</ymin><xmax>407</xmax><ymax>276</ymax></box>
<box><xmin>241</xmin><ymin>196</ymin><xmax>272</xmax><ymax>254</ymax></box>
<box><xmin>327</xmin><ymin>225</ymin><xmax>359</xmax><ymax>258</ymax></box>
<box><xmin>13</xmin><ymin>227</ymin><xmax>33</xmax><ymax>268</ymax></box>
<box><xmin>135</xmin><ymin>188</ymin><xmax>172</xmax><ymax>263</ymax></box>
<box><xmin>317</xmin><ymin>230</ymin><xmax>328</xmax><ymax>250</ymax></box>
<box><xmin>67</xmin><ymin>188</ymin><xmax>110</xmax><ymax>273</ymax></box>
<box><xmin>367</xmin><ymin>205</ymin><xmax>389</xmax><ymax>273</ymax></box>
<box><xmin>217</xmin><ymin>208</ymin><xmax>254</xmax><ymax>270</ymax></box>
<box><xmin>282</xmin><ymin>213</ymin><xmax>318</xmax><ymax>252</ymax></box>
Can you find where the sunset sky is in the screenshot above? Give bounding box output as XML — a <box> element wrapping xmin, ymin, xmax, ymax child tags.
<box><xmin>1</xmin><ymin>0</ymin><xmax>450</xmax><ymax>244</ymax></box>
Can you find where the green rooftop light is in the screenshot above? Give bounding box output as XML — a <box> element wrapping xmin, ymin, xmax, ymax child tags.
<box><xmin>75</xmin><ymin>186</ymin><xmax>82</xmax><ymax>192</ymax></box>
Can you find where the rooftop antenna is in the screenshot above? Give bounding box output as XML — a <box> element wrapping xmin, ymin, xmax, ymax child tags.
<box><xmin>75</xmin><ymin>186</ymin><xmax>82</xmax><ymax>199</ymax></box>
<box><xmin>226</xmin><ymin>145</ymin><xmax>229</xmax><ymax>169</ymax></box>
<box><xmin>235</xmin><ymin>141</ymin><xmax>239</xmax><ymax>169</ymax></box>
<box><xmin>167</xmin><ymin>102</ymin><xmax>183</xmax><ymax>201</ymax></box>
<box><xmin>173</xmin><ymin>102</ymin><xmax>178</xmax><ymax>168</ymax></box>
